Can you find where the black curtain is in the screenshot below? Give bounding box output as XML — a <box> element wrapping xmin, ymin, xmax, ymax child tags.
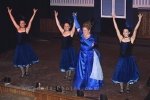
<box><xmin>126</xmin><ymin>0</ymin><xmax>138</xmax><ymax>31</ymax></box>
<box><xmin>92</xmin><ymin>0</ymin><xmax>101</xmax><ymax>33</ymax></box>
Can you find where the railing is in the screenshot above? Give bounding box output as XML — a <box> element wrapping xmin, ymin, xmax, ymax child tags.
<box><xmin>50</xmin><ymin>0</ymin><xmax>94</xmax><ymax>7</ymax></box>
<box><xmin>133</xmin><ymin>0</ymin><xmax>150</xmax><ymax>8</ymax></box>
<box><xmin>0</xmin><ymin>84</ymin><xmax>88</xmax><ymax>100</ymax></box>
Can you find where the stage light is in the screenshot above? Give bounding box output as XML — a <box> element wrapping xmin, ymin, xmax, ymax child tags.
<box><xmin>77</xmin><ymin>90</ymin><xmax>84</xmax><ymax>97</ymax></box>
<box><xmin>2</xmin><ymin>77</ymin><xmax>11</xmax><ymax>83</ymax></box>
<box><xmin>55</xmin><ymin>85</ymin><xmax>62</xmax><ymax>92</ymax></box>
<box><xmin>35</xmin><ymin>82</ymin><xmax>41</xmax><ymax>89</ymax></box>
<box><xmin>100</xmin><ymin>94</ymin><xmax>108</xmax><ymax>100</ymax></box>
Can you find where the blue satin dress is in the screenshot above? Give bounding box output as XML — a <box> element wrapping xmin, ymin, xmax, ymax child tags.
<box><xmin>73</xmin><ymin>30</ymin><xmax>103</xmax><ymax>90</ymax></box>
<box><xmin>112</xmin><ymin>41</ymin><xmax>139</xmax><ymax>84</ymax></box>
<box><xmin>13</xmin><ymin>32</ymin><xmax>39</xmax><ymax>67</ymax></box>
<box><xmin>60</xmin><ymin>36</ymin><xmax>76</xmax><ymax>72</ymax></box>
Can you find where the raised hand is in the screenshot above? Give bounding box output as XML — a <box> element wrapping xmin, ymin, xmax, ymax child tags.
<box><xmin>25</xmin><ymin>8</ymin><xmax>38</xmax><ymax>33</ymax></box>
<box><xmin>54</xmin><ymin>10</ymin><xmax>58</xmax><ymax>17</ymax></box>
<box><xmin>7</xmin><ymin>7</ymin><xmax>12</xmax><ymax>13</ymax></box>
<box><xmin>33</xmin><ymin>8</ymin><xmax>38</xmax><ymax>14</ymax></box>
<box><xmin>72</xmin><ymin>12</ymin><xmax>80</xmax><ymax>29</ymax></box>
<box><xmin>54</xmin><ymin>10</ymin><xmax>64</xmax><ymax>33</ymax></box>
<box><xmin>72</xmin><ymin>12</ymin><xmax>77</xmax><ymax>17</ymax></box>
<box><xmin>7</xmin><ymin>7</ymin><xmax>20</xmax><ymax>30</ymax></box>
<box><xmin>131</xmin><ymin>13</ymin><xmax>143</xmax><ymax>43</ymax></box>
<box><xmin>138</xmin><ymin>13</ymin><xmax>143</xmax><ymax>20</ymax></box>
<box><xmin>112</xmin><ymin>12</ymin><xmax>116</xmax><ymax>18</ymax></box>
<box><xmin>112</xmin><ymin>11</ymin><xmax>122</xmax><ymax>42</ymax></box>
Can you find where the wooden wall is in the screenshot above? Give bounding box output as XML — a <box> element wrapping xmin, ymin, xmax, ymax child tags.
<box><xmin>137</xmin><ymin>10</ymin><xmax>150</xmax><ymax>38</ymax></box>
<box><xmin>40</xmin><ymin>19</ymin><xmax>59</xmax><ymax>33</ymax></box>
<box><xmin>39</xmin><ymin>10</ymin><xmax>150</xmax><ymax>39</ymax></box>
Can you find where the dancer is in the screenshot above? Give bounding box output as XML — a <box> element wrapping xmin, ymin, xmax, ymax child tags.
<box><xmin>73</xmin><ymin>13</ymin><xmax>103</xmax><ymax>91</ymax></box>
<box><xmin>54</xmin><ymin>11</ymin><xmax>76</xmax><ymax>80</ymax></box>
<box><xmin>7</xmin><ymin>7</ymin><xmax>39</xmax><ymax>77</ymax></box>
<box><xmin>112</xmin><ymin>13</ymin><xmax>142</xmax><ymax>93</ymax></box>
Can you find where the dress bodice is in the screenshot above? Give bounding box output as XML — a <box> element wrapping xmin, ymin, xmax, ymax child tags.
<box><xmin>120</xmin><ymin>41</ymin><xmax>133</xmax><ymax>57</ymax></box>
<box><xmin>61</xmin><ymin>35</ymin><xmax>73</xmax><ymax>48</ymax></box>
<box><xmin>79</xmin><ymin>32</ymin><xmax>95</xmax><ymax>51</ymax></box>
<box><xmin>16</xmin><ymin>32</ymin><xmax>30</xmax><ymax>44</ymax></box>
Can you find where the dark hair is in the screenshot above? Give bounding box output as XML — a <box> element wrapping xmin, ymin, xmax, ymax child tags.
<box><xmin>63</xmin><ymin>18</ymin><xmax>72</xmax><ymax>26</ymax></box>
<box><xmin>18</xmin><ymin>15</ymin><xmax>27</xmax><ymax>23</ymax></box>
<box><xmin>64</xmin><ymin>21</ymin><xmax>71</xmax><ymax>26</ymax></box>
<box><xmin>123</xmin><ymin>26</ymin><xmax>132</xmax><ymax>33</ymax></box>
<box><xmin>63</xmin><ymin>20</ymin><xmax>72</xmax><ymax>31</ymax></box>
<box><xmin>83</xmin><ymin>21</ymin><xmax>92</xmax><ymax>30</ymax></box>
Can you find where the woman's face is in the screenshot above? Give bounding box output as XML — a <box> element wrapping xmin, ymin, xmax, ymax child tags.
<box><xmin>64</xmin><ymin>23</ymin><xmax>70</xmax><ymax>31</ymax></box>
<box><xmin>123</xmin><ymin>29</ymin><xmax>130</xmax><ymax>38</ymax></box>
<box><xmin>83</xmin><ymin>27</ymin><xmax>90</xmax><ymax>35</ymax></box>
<box><xmin>19</xmin><ymin>20</ymin><xmax>26</xmax><ymax>28</ymax></box>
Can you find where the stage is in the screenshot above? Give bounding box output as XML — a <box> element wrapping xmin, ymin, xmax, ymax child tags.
<box><xmin>0</xmin><ymin>35</ymin><xmax>150</xmax><ymax>100</ymax></box>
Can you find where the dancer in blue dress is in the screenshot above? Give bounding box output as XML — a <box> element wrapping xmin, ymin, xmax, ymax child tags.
<box><xmin>7</xmin><ymin>7</ymin><xmax>39</xmax><ymax>77</ymax></box>
<box><xmin>112</xmin><ymin>13</ymin><xmax>142</xmax><ymax>93</ymax></box>
<box><xmin>73</xmin><ymin>13</ymin><xmax>103</xmax><ymax>91</ymax></box>
<box><xmin>54</xmin><ymin>11</ymin><xmax>76</xmax><ymax>80</ymax></box>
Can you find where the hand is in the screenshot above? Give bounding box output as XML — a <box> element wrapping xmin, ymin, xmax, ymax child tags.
<box><xmin>7</xmin><ymin>7</ymin><xmax>12</xmax><ymax>13</ymax></box>
<box><xmin>112</xmin><ymin>12</ymin><xmax>116</xmax><ymax>18</ymax></box>
<box><xmin>54</xmin><ymin>10</ymin><xmax>58</xmax><ymax>17</ymax></box>
<box><xmin>138</xmin><ymin>13</ymin><xmax>143</xmax><ymax>20</ymax></box>
<box><xmin>72</xmin><ymin>12</ymin><xmax>77</xmax><ymax>17</ymax></box>
<box><xmin>92</xmin><ymin>43</ymin><xmax>94</xmax><ymax>47</ymax></box>
<box><xmin>33</xmin><ymin>8</ymin><xmax>38</xmax><ymax>14</ymax></box>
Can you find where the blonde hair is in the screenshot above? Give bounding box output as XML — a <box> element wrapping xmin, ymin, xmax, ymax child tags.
<box><xmin>83</xmin><ymin>21</ymin><xmax>92</xmax><ymax>30</ymax></box>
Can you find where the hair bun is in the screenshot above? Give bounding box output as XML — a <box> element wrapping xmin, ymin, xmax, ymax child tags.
<box><xmin>83</xmin><ymin>21</ymin><xmax>92</xmax><ymax>30</ymax></box>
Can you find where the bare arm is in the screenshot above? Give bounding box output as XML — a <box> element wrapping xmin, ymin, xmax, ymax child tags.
<box><xmin>54</xmin><ymin>11</ymin><xmax>64</xmax><ymax>34</ymax></box>
<box><xmin>70</xmin><ymin>21</ymin><xmax>75</xmax><ymax>37</ymax></box>
<box><xmin>112</xmin><ymin>14</ymin><xmax>123</xmax><ymax>42</ymax></box>
<box><xmin>7</xmin><ymin>7</ymin><xmax>20</xmax><ymax>30</ymax></box>
<box><xmin>26</xmin><ymin>8</ymin><xmax>38</xmax><ymax>34</ymax></box>
<box><xmin>131</xmin><ymin>14</ymin><xmax>143</xmax><ymax>43</ymax></box>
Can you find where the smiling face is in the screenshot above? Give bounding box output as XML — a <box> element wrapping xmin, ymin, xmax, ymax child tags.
<box><xmin>83</xmin><ymin>27</ymin><xmax>90</xmax><ymax>35</ymax></box>
<box><xmin>82</xmin><ymin>21</ymin><xmax>91</xmax><ymax>35</ymax></box>
<box><xmin>123</xmin><ymin>29</ymin><xmax>130</xmax><ymax>38</ymax></box>
<box><xmin>19</xmin><ymin>20</ymin><xmax>26</xmax><ymax>28</ymax></box>
<box><xmin>63</xmin><ymin>23</ymin><xmax>70</xmax><ymax>31</ymax></box>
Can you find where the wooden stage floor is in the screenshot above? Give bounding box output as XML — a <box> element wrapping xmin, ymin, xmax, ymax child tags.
<box><xmin>0</xmin><ymin>36</ymin><xmax>150</xmax><ymax>100</ymax></box>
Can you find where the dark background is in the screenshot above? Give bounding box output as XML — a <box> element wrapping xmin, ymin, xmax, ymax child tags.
<box><xmin>0</xmin><ymin>0</ymin><xmax>137</xmax><ymax>53</ymax></box>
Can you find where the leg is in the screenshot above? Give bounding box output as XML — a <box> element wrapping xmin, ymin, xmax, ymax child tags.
<box><xmin>25</xmin><ymin>65</ymin><xmax>30</xmax><ymax>76</ymax></box>
<box><xmin>126</xmin><ymin>83</ymin><xmax>130</xmax><ymax>93</ymax></box>
<box><xmin>65</xmin><ymin>70</ymin><xmax>72</xmax><ymax>80</ymax></box>
<box><xmin>20</xmin><ymin>67</ymin><xmax>25</xmax><ymax>77</ymax></box>
<box><xmin>65</xmin><ymin>71</ymin><xmax>68</xmax><ymax>79</ymax></box>
<box><xmin>67</xmin><ymin>70</ymin><xmax>72</xmax><ymax>80</ymax></box>
<box><xmin>119</xmin><ymin>82</ymin><xmax>124</xmax><ymax>93</ymax></box>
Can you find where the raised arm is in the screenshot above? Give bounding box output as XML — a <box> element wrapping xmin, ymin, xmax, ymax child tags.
<box><xmin>70</xmin><ymin>21</ymin><xmax>75</xmax><ymax>37</ymax></box>
<box><xmin>7</xmin><ymin>7</ymin><xmax>20</xmax><ymax>30</ymax></box>
<box><xmin>112</xmin><ymin>14</ymin><xmax>123</xmax><ymax>42</ymax></box>
<box><xmin>54</xmin><ymin>11</ymin><xmax>64</xmax><ymax>34</ymax></box>
<box><xmin>26</xmin><ymin>8</ymin><xmax>38</xmax><ymax>34</ymax></box>
<box><xmin>72</xmin><ymin>13</ymin><xmax>81</xmax><ymax>32</ymax></box>
<box><xmin>131</xmin><ymin>14</ymin><xmax>143</xmax><ymax>43</ymax></box>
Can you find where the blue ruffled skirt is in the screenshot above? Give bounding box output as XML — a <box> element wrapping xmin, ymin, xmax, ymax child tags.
<box><xmin>13</xmin><ymin>43</ymin><xmax>39</xmax><ymax>67</ymax></box>
<box><xmin>112</xmin><ymin>56</ymin><xmax>139</xmax><ymax>84</ymax></box>
<box><xmin>60</xmin><ymin>47</ymin><xmax>76</xmax><ymax>72</ymax></box>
